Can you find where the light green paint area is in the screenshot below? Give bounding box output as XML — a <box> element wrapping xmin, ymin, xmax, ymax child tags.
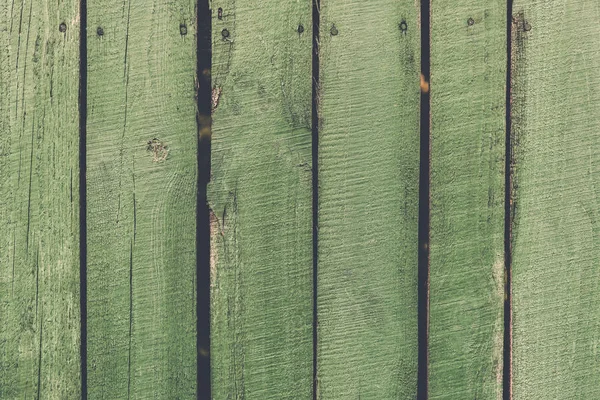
<box><xmin>316</xmin><ymin>1</ymin><xmax>420</xmax><ymax>398</ymax></box>
<box><xmin>0</xmin><ymin>2</ymin><xmax>81</xmax><ymax>398</ymax></box>
<box><xmin>511</xmin><ymin>1</ymin><xmax>600</xmax><ymax>398</ymax></box>
<box><xmin>86</xmin><ymin>0</ymin><xmax>198</xmax><ymax>398</ymax></box>
<box><xmin>208</xmin><ymin>1</ymin><xmax>313</xmax><ymax>398</ymax></box>
<box><xmin>429</xmin><ymin>2</ymin><xmax>506</xmax><ymax>399</ymax></box>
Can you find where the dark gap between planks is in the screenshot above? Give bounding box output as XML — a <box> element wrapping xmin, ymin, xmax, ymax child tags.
<box><xmin>195</xmin><ymin>1</ymin><xmax>438</xmax><ymax>399</ymax></box>
<box><xmin>417</xmin><ymin>0</ymin><xmax>431</xmax><ymax>398</ymax></box>
<box><xmin>311</xmin><ymin>0</ymin><xmax>320</xmax><ymax>398</ymax></box>
<box><xmin>504</xmin><ymin>0</ymin><xmax>514</xmax><ymax>399</ymax></box>
<box><xmin>78</xmin><ymin>0</ymin><xmax>88</xmax><ymax>396</ymax></box>
<box><xmin>197</xmin><ymin>0</ymin><xmax>212</xmax><ymax>398</ymax></box>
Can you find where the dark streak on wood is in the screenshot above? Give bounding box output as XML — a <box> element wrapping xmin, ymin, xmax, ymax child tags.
<box><xmin>37</xmin><ymin>312</ymin><xmax>43</xmax><ymax>400</ymax></box>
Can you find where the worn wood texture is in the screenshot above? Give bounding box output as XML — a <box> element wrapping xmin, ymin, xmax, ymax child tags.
<box><xmin>428</xmin><ymin>2</ymin><xmax>506</xmax><ymax>399</ymax></box>
<box><xmin>0</xmin><ymin>2</ymin><xmax>81</xmax><ymax>398</ymax></box>
<box><xmin>208</xmin><ymin>1</ymin><xmax>313</xmax><ymax>398</ymax></box>
<box><xmin>86</xmin><ymin>0</ymin><xmax>198</xmax><ymax>397</ymax></box>
<box><xmin>510</xmin><ymin>2</ymin><xmax>600</xmax><ymax>398</ymax></box>
<box><xmin>316</xmin><ymin>1</ymin><xmax>420</xmax><ymax>398</ymax></box>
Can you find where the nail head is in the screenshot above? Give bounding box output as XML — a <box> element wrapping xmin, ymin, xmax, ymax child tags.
<box><xmin>59</xmin><ymin>22</ymin><xmax>67</xmax><ymax>32</ymax></box>
<box><xmin>399</xmin><ymin>20</ymin><xmax>408</xmax><ymax>33</ymax></box>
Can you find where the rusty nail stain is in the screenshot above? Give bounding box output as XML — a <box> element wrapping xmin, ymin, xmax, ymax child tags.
<box><xmin>420</xmin><ymin>73</ymin><xmax>430</xmax><ymax>93</ymax></box>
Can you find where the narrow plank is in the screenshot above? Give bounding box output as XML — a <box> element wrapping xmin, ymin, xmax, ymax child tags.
<box><xmin>86</xmin><ymin>0</ymin><xmax>197</xmax><ymax>397</ymax></box>
<box><xmin>428</xmin><ymin>2</ymin><xmax>506</xmax><ymax>399</ymax></box>
<box><xmin>511</xmin><ymin>2</ymin><xmax>600</xmax><ymax>398</ymax></box>
<box><xmin>0</xmin><ymin>2</ymin><xmax>82</xmax><ymax>398</ymax></box>
<box><xmin>0</xmin><ymin>1</ymin><xmax>81</xmax><ymax>398</ymax></box>
<box><xmin>208</xmin><ymin>1</ymin><xmax>313</xmax><ymax>398</ymax></box>
<box><xmin>316</xmin><ymin>1</ymin><xmax>420</xmax><ymax>398</ymax></box>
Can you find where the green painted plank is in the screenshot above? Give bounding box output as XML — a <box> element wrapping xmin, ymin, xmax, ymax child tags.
<box><xmin>428</xmin><ymin>2</ymin><xmax>506</xmax><ymax>399</ymax></box>
<box><xmin>316</xmin><ymin>1</ymin><xmax>420</xmax><ymax>398</ymax></box>
<box><xmin>86</xmin><ymin>1</ymin><xmax>197</xmax><ymax>397</ymax></box>
<box><xmin>208</xmin><ymin>1</ymin><xmax>313</xmax><ymax>399</ymax></box>
<box><xmin>0</xmin><ymin>2</ymin><xmax>81</xmax><ymax>398</ymax></box>
<box><xmin>510</xmin><ymin>2</ymin><xmax>600</xmax><ymax>398</ymax></box>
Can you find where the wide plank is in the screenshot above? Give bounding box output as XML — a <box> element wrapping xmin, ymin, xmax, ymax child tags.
<box><xmin>428</xmin><ymin>2</ymin><xmax>506</xmax><ymax>399</ymax></box>
<box><xmin>511</xmin><ymin>1</ymin><xmax>600</xmax><ymax>398</ymax></box>
<box><xmin>86</xmin><ymin>0</ymin><xmax>198</xmax><ymax>397</ymax></box>
<box><xmin>316</xmin><ymin>1</ymin><xmax>421</xmax><ymax>398</ymax></box>
<box><xmin>208</xmin><ymin>1</ymin><xmax>314</xmax><ymax>398</ymax></box>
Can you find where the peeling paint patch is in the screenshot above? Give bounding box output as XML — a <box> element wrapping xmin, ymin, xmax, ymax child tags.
<box><xmin>209</xmin><ymin>208</ymin><xmax>221</xmax><ymax>288</ymax></box>
<box><xmin>211</xmin><ymin>86</ymin><xmax>222</xmax><ymax>113</ymax></box>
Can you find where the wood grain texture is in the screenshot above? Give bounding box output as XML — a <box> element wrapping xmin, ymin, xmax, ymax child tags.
<box><xmin>316</xmin><ymin>1</ymin><xmax>420</xmax><ymax>398</ymax></box>
<box><xmin>511</xmin><ymin>2</ymin><xmax>600</xmax><ymax>398</ymax></box>
<box><xmin>208</xmin><ymin>1</ymin><xmax>313</xmax><ymax>399</ymax></box>
<box><xmin>428</xmin><ymin>2</ymin><xmax>506</xmax><ymax>399</ymax></box>
<box><xmin>86</xmin><ymin>0</ymin><xmax>197</xmax><ymax>397</ymax></box>
<box><xmin>0</xmin><ymin>1</ymin><xmax>81</xmax><ymax>398</ymax></box>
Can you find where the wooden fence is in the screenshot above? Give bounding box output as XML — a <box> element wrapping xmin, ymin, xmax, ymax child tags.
<box><xmin>1</xmin><ymin>0</ymin><xmax>599</xmax><ymax>399</ymax></box>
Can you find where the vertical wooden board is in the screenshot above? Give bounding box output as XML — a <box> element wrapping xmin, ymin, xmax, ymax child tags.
<box><xmin>511</xmin><ymin>2</ymin><xmax>600</xmax><ymax>398</ymax></box>
<box><xmin>208</xmin><ymin>1</ymin><xmax>313</xmax><ymax>399</ymax></box>
<box><xmin>0</xmin><ymin>1</ymin><xmax>81</xmax><ymax>398</ymax></box>
<box><xmin>429</xmin><ymin>2</ymin><xmax>506</xmax><ymax>399</ymax></box>
<box><xmin>86</xmin><ymin>0</ymin><xmax>197</xmax><ymax>397</ymax></box>
<box><xmin>317</xmin><ymin>1</ymin><xmax>420</xmax><ymax>398</ymax></box>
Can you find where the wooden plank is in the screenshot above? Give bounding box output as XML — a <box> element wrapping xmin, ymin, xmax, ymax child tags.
<box><xmin>86</xmin><ymin>0</ymin><xmax>197</xmax><ymax>397</ymax></box>
<box><xmin>0</xmin><ymin>2</ymin><xmax>81</xmax><ymax>398</ymax></box>
<box><xmin>316</xmin><ymin>1</ymin><xmax>420</xmax><ymax>398</ymax></box>
<box><xmin>208</xmin><ymin>1</ymin><xmax>313</xmax><ymax>398</ymax></box>
<box><xmin>428</xmin><ymin>2</ymin><xmax>506</xmax><ymax>399</ymax></box>
<box><xmin>510</xmin><ymin>2</ymin><xmax>600</xmax><ymax>398</ymax></box>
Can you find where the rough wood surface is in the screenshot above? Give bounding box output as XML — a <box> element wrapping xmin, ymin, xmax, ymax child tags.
<box><xmin>511</xmin><ymin>2</ymin><xmax>600</xmax><ymax>398</ymax></box>
<box><xmin>86</xmin><ymin>0</ymin><xmax>198</xmax><ymax>397</ymax></box>
<box><xmin>316</xmin><ymin>1</ymin><xmax>420</xmax><ymax>398</ymax></box>
<box><xmin>428</xmin><ymin>2</ymin><xmax>506</xmax><ymax>399</ymax></box>
<box><xmin>0</xmin><ymin>2</ymin><xmax>81</xmax><ymax>398</ymax></box>
<box><xmin>208</xmin><ymin>1</ymin><xmax>314</xmax><ymax>398</ymax></box>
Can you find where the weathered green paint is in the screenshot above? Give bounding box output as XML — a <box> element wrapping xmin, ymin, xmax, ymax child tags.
<box><xmin>511</xmin><ymin>2</ymin><xmax>600</xmax><ymax>398</ymax></box>
<box><xmin>429</xmin><ymin>2</ymin><xmax>506</xmax><ymax>399</ymax></box>
<box><xmin>86</xmin><ymin>1</ymin><xmax>197</xmax><ymax>397</ymax></box>
<box><xmin>208</xmin><ymin>1</ymin><xmax>313</xmax><ymax>398</ymax></box>
<box><xmin>316</xmin><ymin>1</ymin><xmax>420</xmax><ymax>398</ymax></box>
<box><xmin>0</xmin><ymin>2</ymin><xmax>81</xmax><ymax>398</ymax></box>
